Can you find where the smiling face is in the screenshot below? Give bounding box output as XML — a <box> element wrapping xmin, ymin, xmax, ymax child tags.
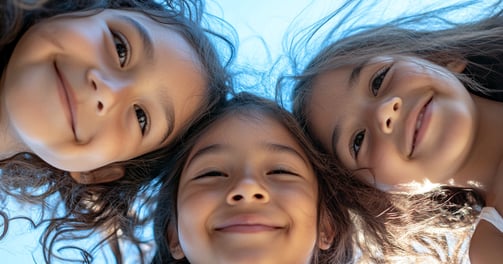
<box><xmin>1</xmin><ymin>9</ymin><xmax>205</xmax><ymax>172</ymax></box>
<box><xmin>307</xmin><ymin>55</ymin><xmax>476</xmax><ymax>188</ymax></box>
<box><xmin>173</xmin><ymin>113</ymin><xmax>319</xmax><ymax>264</ymax></box>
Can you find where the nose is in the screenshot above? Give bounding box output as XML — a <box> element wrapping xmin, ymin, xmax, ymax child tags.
<box><xmin>226</xmin><ymin>177</ymin><xmax>270</xmax><ymax>205</ymax></box>
<box><xmin>87</xmin><ymin>68</ymin><xmax>127</xmax><ymax>115</ymax></box>
<box><xmin>375</xmin><ymin>96</ymin><xmax>402</xmax><ymax>134</ymax></box>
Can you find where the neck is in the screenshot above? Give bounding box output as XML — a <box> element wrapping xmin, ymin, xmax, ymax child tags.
<box><xmin>453</xmin><ymin>94</ymin><xmax>503</xmax><ymax>198</ymax></box>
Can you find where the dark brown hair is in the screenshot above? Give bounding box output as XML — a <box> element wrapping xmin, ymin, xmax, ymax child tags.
<box><xmin>280</xmin><ymin>0</ymin><xmax>492</xmax><ymax>261</ymax></box>
<box><xmin>0</xmin><ymin>0</ymin><xmax>235</xmax><ymax>263</ymax></box>
<box><xmin>150</xmin><ymin>92</ymin><xmax>443</xmax><ymax>263</ymax></box>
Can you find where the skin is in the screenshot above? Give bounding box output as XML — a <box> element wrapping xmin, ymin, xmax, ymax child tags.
<box><xmin>171</xmin><ymin>114</ymin><xmax>320</xmax><ymax>264</ymax></box>
<box><xmin>0</xmin><ymin>9</ymin><xmax>205</xmax><ymax>173</ymax></box>
<box><xmin>307</xmin><ymin>54</ymin><xmax>503</xmax><ymax>263</ymax></box>
<box><xmin>307</xmin><ymin>55</ymin><xmax>476</xmax><ymax>188</ymax></box>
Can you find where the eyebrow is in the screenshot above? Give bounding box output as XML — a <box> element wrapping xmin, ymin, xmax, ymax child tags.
<box><xmin>185</xmin><ymin>144</ymin><xmax>227</xmax><ymax>167</ymax></box>
<box><xmin>262</xmin><ymin>142</ymin><xmax>310</xmax><ymax>167</ymax></box>
<box><xmin>331</xmin><ymin>125</ymin><xmax>341</xmax><ymax>157</ymax></box>
<box><xmin>185</xmin><ymin>142</ymin><xmax>309</xmax><ymax>169</ymax></box>
<box><xmin>116</xmin><ymin>15</ymin><xmax>154</xmax><ymax>61</ymax></box>
<box><xmin>348</xmin><ymin>59</ymin><xmax>368</xmax><ymax>89</ymax></box>
<box><xmin>157</xmin><ymin>89</ymin><xmax>175</xmax><ymax>146</ymax></box>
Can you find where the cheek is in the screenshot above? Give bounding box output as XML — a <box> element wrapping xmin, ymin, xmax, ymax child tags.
<box><xmin>176</xmin><ymin>191</ymin><xmax>213</xmax><ymax>237</ymax></box>
<box><xmin>364</xmin><ymin>142</ymin><xmax>413</xmax><ymax>185</ymax></box>
<box><xmin>175</xmin><ymin>191</ymin><xmax>217</xmax><ymax>261</ymax></box>
<box><xmin>283</xmin><ymin>187</ymin><xmax>319</xmax><ymax>229</ymax></box>
<box><xmin>290</xmin><ymin>194</ymin><xmax>319</xmax><ymax>260</ymax></box>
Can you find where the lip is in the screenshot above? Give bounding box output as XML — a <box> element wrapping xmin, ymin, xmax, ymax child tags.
<box><xmin>407</xmin><ymin>97</ymin><xmax>433</xmax><ymax>157</ymax></box>
<box><xmin>214</xmin><ymin>214</ymin><xmax>284</xmax><ymax>234</ymax></box>
<box><xmin>54</xmin><ymin>61</ymin><xmax>77</xmax><ymax>139</ymax></box>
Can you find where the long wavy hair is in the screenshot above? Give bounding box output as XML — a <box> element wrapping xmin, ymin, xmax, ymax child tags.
<box><xmin>0</xmin><ymin>0</ymin><xmax>236</xmax><ymax>263</ymax></box>
<box><xmin>149</xmin><ymin>92</ymin><xmax>462</xmax><ymax>264</ymax></box>
<box><xmin>278</xmin><ymin>0</ymin><xmax>497</xmax><ymax>261</ymax></box>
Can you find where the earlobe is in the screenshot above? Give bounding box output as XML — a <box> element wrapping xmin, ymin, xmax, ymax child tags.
<box><xmin>70</xmin><ymin>165</ymin><xmax>125</xmax><ymax>184</ymax></box>
<box><xmin>167</xmin><ymin>222</ymin><xmax>185</xmax><ymax>259</ymax></box>
<box><xmin>318</xmin><ymin>209</ymin><xmax>336</xmax><ymax>250</ymax></box>
<box><xmin>318</xmin><ymin>231</ymin><xmax>335</xmax><ymax>250</ymax></box>
<box><xmin>169</xmin><ymin>243</ymin><xmax>185</xmax><ymax>260</ymax></box>
<box><xmin>446</xmin><ymin>59</ymin><xmax>467</xmax><ymax>73</ymax></box>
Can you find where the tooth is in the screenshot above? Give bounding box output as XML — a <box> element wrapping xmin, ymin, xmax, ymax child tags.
<box><xmin>416</xmin><ymin>111</ymin><xmax>424</xmax><ymax>130</ymax></box>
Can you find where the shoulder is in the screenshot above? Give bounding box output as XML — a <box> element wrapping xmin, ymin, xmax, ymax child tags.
<box><xmin>469</xmin><ymin>210</ymin><xmax>503</xmax><ymax>264</ymax></box>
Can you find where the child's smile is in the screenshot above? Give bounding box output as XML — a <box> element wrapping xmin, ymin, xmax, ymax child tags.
<box><xmin>54</xmin><ymin>60</ymin><xmax>78</xmax><ymax>141</ymax></box>
<box><xmin>1</xmin><ymin>9</ymin><xmax>206</xmax><ymax>172</ymax></box>
<box><xmin>308</xmin><ymin>55</ymin><xmax>476</xmax><ymax>187</ymax></box>
<box><xmin>174</xmin><ymin>113</ymin><xmax>319</xmax><ymax>264</ymax></box>
<box><xmin>408</xmin><ymin>96</ymin><xmax>433</xmax><ymax>158</ymax></box>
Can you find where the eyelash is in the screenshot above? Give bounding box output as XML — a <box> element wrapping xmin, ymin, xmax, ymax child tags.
<box><xmin>109</xmin><ymin>30</ymin><xmax>146</xmax><ymax>136</ymax></box>
<box><xmin>194</xmin><ymin>168</ymin><xmax>299</xmax><ymax>180</ymax></box>
<box><xmin>370</xmin><ymin>65</ymin><xmax>390</xmax><ymax>96</ymax></box>
<box><xmin>350</xmin><ymin>64</ymin><xmax>391</xmax><ymax>159</ymax></box>
<box><xmin>351</xmin><ymin>130</ymin><xmax>365</xmax><ymax>158</ymax></box>
<box><xmin>195</xmin><ymin>170</ymin><xmax>227</xmax><ymax>179</ymax></box>
<box><xmin>267</xmin><ymin>168</ymin><xmax>299</xmax><ymax>177</ymax></box>
<box><xmin>134</xmin><ymin>105</ymin><xmax>148</xmax><ymax>135</ymax></box>
<box><xmin>111</xmin><ymin>31</ymin><xmax>130</xmax><ymax>67</ymax></box>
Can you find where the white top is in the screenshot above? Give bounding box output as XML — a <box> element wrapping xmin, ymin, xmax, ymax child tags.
<box><xmin>479</xmin><ymin>207</ymin><xmax>503</xmax><ymax>232</ymax></box>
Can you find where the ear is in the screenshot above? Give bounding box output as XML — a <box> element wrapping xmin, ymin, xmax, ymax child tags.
<box><xmin>445</xmin><ymin>58</ymin><xmax>467</xmax><ymax>73</ymax></box>
<box><xmin>318</xmin><ymin>210</ymin><xmax>335</xmax><ymax>250</ymax></box>
<box><xmin>69</xmin><ymin>165</ymin><xmax>125</xmax><ymax>184</ymax></box>
<box><xmin>167</xmin><ymin>221</ymin><xmax>185</xmax><ymax>260</ymax></box>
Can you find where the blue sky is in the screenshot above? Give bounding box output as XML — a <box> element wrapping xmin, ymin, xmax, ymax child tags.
<box><xmin>0</xmin><ymin>0</ymin><xmax>495</xmax><ymax>262</ymax></box>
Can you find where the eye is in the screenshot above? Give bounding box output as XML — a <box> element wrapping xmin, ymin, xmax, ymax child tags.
<box><xmin>370</xmin><ymin>66</ymin><xmax>390</xmax><ymax>96</ymax></box>
<box><xmin>267</xmin><ymin>168</ymin><xmax>299</xmax><ymax>177</ymax></box>
<box><xmin>134</xmin><ymin>105</ymin><xmax>148</xmax><ymax>135</ymax></box>
<box><xmin>195</xmin><ymin>170</ymin><xmax>227</xmax><ymax>179</ymax></box>
<box><xmin>111</xmin><ymin>31</ymin><xmax>129</xmax><ymax>67</ymax></box>
<box><xmin>351</xmin><ymin>130</ymin><xmax>365</xmax><ymax>158</ymax></box>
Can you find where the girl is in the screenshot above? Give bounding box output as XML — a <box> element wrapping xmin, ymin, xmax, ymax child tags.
<box><xmin>288</xmin><ymin>0</ymin><xmax>501</xmax><ymax>262</ymax></box>
<box><xmin>150</xmin><ymin>92</ymin><xmax>453</xmax><ymax>264</ymax></box>
<box><xmin>0</xmin><ymin>0</ymin><xmax>234</xmax><ymax>262</ymax></box>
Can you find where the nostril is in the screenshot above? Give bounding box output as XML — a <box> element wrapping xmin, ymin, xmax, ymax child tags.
<box><xmin>386</xmin><ymin>118</ymin><xmax>391</xmax><ymax>127</ymax></box>
<box><xmin>232</xmin><ymin>194</ymin><xmax>243</xmax><ymax>201</ymax></box>
<box><xmin>92</xmin><ymin>80</ymin><xmax>97</xmax><ymax>90</ymax></box>
<box><xmin>254</xmin><ymin>194</ymin><xmax>264</xmax><ymax>199</ymax></box>
<box><xmin>393</xmin><ymin>103</ymin><xmax>399</xmax><ymax>111</ymax></box>
<box><xmin>97</xmin><ymin>101</ymin><xmax>103</xmax><ymax>111</ymax></box>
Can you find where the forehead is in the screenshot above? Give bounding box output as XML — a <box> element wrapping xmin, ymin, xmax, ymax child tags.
<box><xmin>201</xmin><ymin>113</ymin><xmax>287</xmax><ymax>139</ymax></box>
<box><xmin>193</xmin><ymin>113</ymin><xmax>305</xmax><ymax>152</ymax></box>
<box><xmin>307</xmin><ymin>67</ymin><xmax>355</xmax><ymax>151</ymax></box>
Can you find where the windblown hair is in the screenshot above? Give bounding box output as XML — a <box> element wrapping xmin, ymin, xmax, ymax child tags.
<box><xmin>149</xmin><ymin>92</ymin><xmax>448</xmax><ymax>264</ymax></box>
<box><xmin>278</xmin><ymin>0</ymin><xmax>499</xmax><ymax>261</ymax></box>
<box><xmin>0</xmin><ymin>0</ymin><xmax>235</xmax><ymax>263</ymax></box>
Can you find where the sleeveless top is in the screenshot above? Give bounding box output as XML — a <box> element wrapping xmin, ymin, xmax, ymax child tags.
<box><xmin>479</xmin><ymin>207</ymin><xmax>503</xmax><ymax>232</ymax></box>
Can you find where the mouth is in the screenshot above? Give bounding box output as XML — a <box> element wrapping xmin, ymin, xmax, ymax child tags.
<box><xmin>408</xmin><ymin>97</ymin><xmax>432</xmax><ymax>157</ymax></box>
<box><xmin>215</xmin><ymin>215</ymin><xmax>283</xmax><ymax>234</ymax></box>
<box><xmin>54</xmin><ymin>61</ymin><xmax>77</xmax><ymax>139</ymax></box>
<box><xmin>215</xmin><ymin>224</ymin><xmax>281</xmax><ymax>233</ymax></box>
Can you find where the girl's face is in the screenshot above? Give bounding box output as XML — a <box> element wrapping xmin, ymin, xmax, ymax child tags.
<box><xmin>1</xmin><ymin>9</ymin><xmax>205</xmax><ymax>172</ymax></box>
<box><xmin>307</xmin><ymin>55</ymin><xmax>476</xmax><ymax>188</ymax></box>
<box><xmin>173</xmin><ymin>114</ymin><xmax>319</xmax><ymax>264</ymax></box>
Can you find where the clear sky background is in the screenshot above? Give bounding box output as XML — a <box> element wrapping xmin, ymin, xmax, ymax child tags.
<box><xmin>0</xmin><ymin>0</ymin><xmax>496</xmax><ymax>263</ymax></box>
